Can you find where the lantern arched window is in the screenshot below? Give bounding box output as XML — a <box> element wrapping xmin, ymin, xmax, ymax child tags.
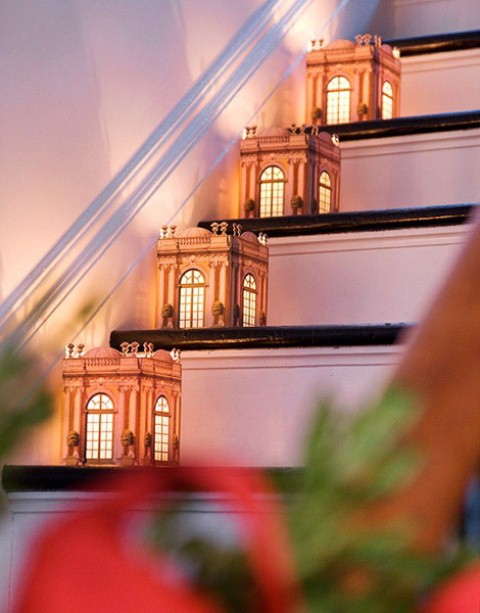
<box><xmin>153</xmin><ymin>395</ymin><xmax>171</xmax><ymax>463</ymax></box>
<box><xmin>179</xmin><ymin>269</ymin><xmax>206</xmax><ymax>328</ymax></box>
<box><xmin>259</xmin><ymin>166</ymin><xmax>285</xmax><ymax>217</ymax></box>
<box><xmin>319</xmin><ymin>171</ymin><xmax>332</xmax><ymax>213</ymax></box>
<box><xmin>381</xmin><ymin>81</ymin><xmax>394</xmax><ymax>119</ymax></box>
<box><xmin>242</xmin><ymin>274</ymin><xmax>257</xmax><ymax>327</ymax></box>
<box><xmin>85</xmin><ymin>393</ymin><xmax>114</xmax><ymax>463</ymax></box>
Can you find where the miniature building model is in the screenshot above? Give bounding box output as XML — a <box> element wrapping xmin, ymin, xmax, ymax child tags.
<box><xmin>156</xmin><ymin>224</ymin><xmax>268</xmax><ymax>328</ymax></box>
<box><xmin>62</xmin><ymin>343</ymin><xmax>181</xmax><ymax>466</ymax></box>
<box><xmin>306</xmin><ymin>34</ymin><xmax>401</xmax><ymax>125</ymax></box>
<box><xmin>239</xmin><ymin>127</ymin><xmax>340</xmax><ymax>217</ymax></box>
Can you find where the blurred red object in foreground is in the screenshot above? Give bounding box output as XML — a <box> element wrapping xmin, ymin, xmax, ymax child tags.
<box><xmin>15</xmin><ymin>466</ymin><xmax>302</xmax><ymax>613</ymax></box>
<box><xmin>420</xmin><ymin>563</ymin><xmax>480</xmax><ymax>613</ymax></box>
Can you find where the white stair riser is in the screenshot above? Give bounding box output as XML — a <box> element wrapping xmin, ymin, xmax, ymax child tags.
<box><xmin>180</xmin><ymin>346</ymin><xmax>403</xmax><ymax>466</ymax></box>
<box><xmin>400</xmin><ymin>50</ymin><xmax>480</xmax><ymax>116</ymax></box>
<box><xmin>339</xmin><ymin>129</ymin><xmax>480</xmax><ymax>211</ymax></box>
<box><xmin>268</xmin><ymin>225</ymin><xmax>470</xmax><ymax>325</ymax></box>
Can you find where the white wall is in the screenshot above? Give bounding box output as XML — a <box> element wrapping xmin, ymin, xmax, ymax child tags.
<box><xmin>391</xmin><ymin>0</ymin><xmax>480</xmax><ymax>38</ymax></box>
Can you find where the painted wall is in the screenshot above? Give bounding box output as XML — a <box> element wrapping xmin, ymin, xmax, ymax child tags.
<box><xmin>0</xmin><ymin>0</ymin><xmax>409</xmax><ymax>322</ymax></box>
<box><xmin>391</xmin><ymin>0</ymin><xmax>480</xmax><ymax>38</ymax></box>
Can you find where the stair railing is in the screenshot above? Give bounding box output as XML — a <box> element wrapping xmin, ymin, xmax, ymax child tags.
<box><xmin>0</xmin><ymin>0</ymin><xmax>352</xmax><ymax>361</ymax></box>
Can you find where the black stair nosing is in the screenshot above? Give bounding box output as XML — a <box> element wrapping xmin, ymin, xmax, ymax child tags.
<box><xmin>110</xmin><ymin>323</ymin><xmax>411</xmax><ymax>353</ymax></box>
<box><xmin>2</xmin><ymin>464</ymin><xmax>300</xmax><ymax>494</ymax></box>
<box><xmin>198</xmin><ymin>203</ymin><xmax>477</xmax><ymax>239</ymax></box>
<box><xmin>385</xmin><ymin>30</ymin><xmax>480</xmax><ymax>57</ymax></box>
<box><xmin>316</xmin><ymin>110</ymin><xmax>480</xmax><ymax>141</ymax></box>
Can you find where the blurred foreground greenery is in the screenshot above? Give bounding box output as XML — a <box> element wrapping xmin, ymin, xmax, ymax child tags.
<box><xmin>0</xmin><ymin>336</ymin><xmax>470</xmax><ymax>610</ymax></box>
<box><xmin>0</xmin><ymin>344</ymin><xmax>53</xmax><ymax>463</ymax></box>
<box><xmin>149</xmin><ymin>389</ymin><xmax>469</xmax><ymax>612</ymax></box>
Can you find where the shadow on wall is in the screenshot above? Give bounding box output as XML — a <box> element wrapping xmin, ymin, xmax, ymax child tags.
<box><xmin>333</xmin><ymin>0</ymin><xmax>386</xmax><ymax>39</ymax></box>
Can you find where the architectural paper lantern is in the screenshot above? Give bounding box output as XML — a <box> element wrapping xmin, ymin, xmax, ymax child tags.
<box><xmin>239</xmin><ymin>126</ymin><xmax>340</xmax><ymax>217</ymax></box>
<box><xmin>306</xmin><ymin>34</ymin><xmax>401</xmax><ymax>125</ymax></box>
<box><xmin>62</xmin><ymin>343</ymin><xmax>181</xmax><ymax>467</ymax></box>
<box><xmin>156</xmin><ymin>224</ymin><xmax>268</xmax><ymax>328</ymax></box>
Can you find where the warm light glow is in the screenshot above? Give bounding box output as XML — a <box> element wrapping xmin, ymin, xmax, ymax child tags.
<box><xmin>319</xmin><ymin>171</ymin><xmax>332</xmax><ymax>213</ymax></box>
<box><xmin>281</xmin><ymin>0</ymin><xmax>333</xmax><ymax>54</ymax></box>
<box><xmin>326</xmin><ymin>76</ymin><xmax>351</xmax><ymax>124</ymax></box>
<box><xmin>179</xmin><ymin>269</ymin><xmax>206</xmax><ymax>328</ymax></box>
<box><xmin>381</xmin><ymin>81</ymin><xmax>394</xmax><ymax>119</ymax></box>
<box><xmin>392</xmin><ymin>47</ymin><xmax>401</xmax><ymax>59</ymax></box>
<box><xmin>242</xmin><ymin>274</ymin><xmax>257</xmax><ymax>326</ymax></box>
<box><xmin>154</xmin><ymin>395</ymin><xmax>171</xmax><ymax>463</ymax></box>
<box><xmin>259</xmin><ymin>166</ymin><xmax>285</xmax><ymax>217</ymax></box>
<box><xmin>85</xmin><ymin>393</ymin><xmax>114</xmax><ymax>461</ymax></box>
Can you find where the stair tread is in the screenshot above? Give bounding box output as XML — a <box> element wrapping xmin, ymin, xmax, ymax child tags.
<box><xmin>110</xmin><ymin>323</ymin><xmax>410</xmax><ymax>352</ymax></box>
<box><xmin>307</xmin><ymin>110</ymin><xmax>480</xmax><ymax>142</ymax></box>
<box><xmin>198</xmin><ymin>203</ymin><xmax>477</xmax><ymax>238</ymax></box>
<box><xmin>386</xmin><ymin>30</ymin><xmax>480</xmax><ymax>57</ymax></box>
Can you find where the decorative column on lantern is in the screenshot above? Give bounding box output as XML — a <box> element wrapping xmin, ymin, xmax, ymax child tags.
<box><xmin>61</xmin><ymin>342</ymin><xmax>181</xmax><ymax>467</ymax></box>
<box><xmin>305</xmin><ymin>34</ymin><xmax>401</xmax><ymax>125</ymax></box>
<box><xmin>239</xmin><ymin>126</ymin><xmax>340</xmax><ymax>217</ymax></box>
<box><xmin>156</xmin><ymin>223</ymin><xmax>268</xmax><ymax>329</ymax></box>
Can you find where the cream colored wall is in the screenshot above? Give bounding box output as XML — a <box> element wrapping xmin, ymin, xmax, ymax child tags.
<box><xmin>391</xmin><ymin>0</ymin><xmax>480</xmax><ymax>38</ymax></box>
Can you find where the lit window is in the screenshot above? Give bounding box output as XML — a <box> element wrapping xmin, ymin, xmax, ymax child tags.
<box><xmin>326</xmin><ymin>76</ymin><xmax>351</xmax><ymax>124</ymax></box>
<box><xmin>319</xmin><ymin>171</ymin><xmax>332</xmax><ymax>213</ymax></box>
<box><xmin>179</xmin><ymin>269</ymin><xmax>205</xmax><ymax>328</ymax></box>
<box><xmin>259</xmin><ymin>166</ymin><xmax>285</xmax><ymax>217</ymax></box>
<box><xmin>154</xmin><ymin>395</ymin><xmax>171</xmax><ymax>463</ymax></box>
<box><xmin>381</xmin><ymin>81</ymin><xmax>393</xmax><ymax>119</ymax></box>
<box><xmin>85</xmin><ymin>393</ymin><xmax>114</xmax><ymax>462</ymax></box>
<box><xmin>242</xmin><ymin>274</ymin><xmax>257</xmax><ymax>327</ymax></box>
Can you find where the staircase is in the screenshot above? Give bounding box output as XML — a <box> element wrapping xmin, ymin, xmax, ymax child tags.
<box><xmin>110</xmin><ymin>31</ymin><xmax>480</xmax><ymax>467</ymax></box>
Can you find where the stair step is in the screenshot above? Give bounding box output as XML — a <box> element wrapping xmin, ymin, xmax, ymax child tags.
<box><xmin>386</xmin><ymin>30</ymin><xmax>480</xmax><ymax>57</ymax></box>
<box><xmin>110</xmin><ymin>323</ymin><xmax>407</xmax><ymax>352</ymax></box>
<box><xmin>1</xmin><ymin>465</ymin><xmax>297</xmax><ymax>493</ymax></box>
<box><xmin>317</xmin><ymin>110</ymin><xmax>480</xmax><ymax>142</ymax></box>
<box><xmin>198</xmin><ymin>203</ymin><xmax>475</xmax><ymax>238</ymax></box>
<box><xmin>109</xmin><ymin>327</ymin><xmax>407</xmax><ymax>465</ymax></box>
